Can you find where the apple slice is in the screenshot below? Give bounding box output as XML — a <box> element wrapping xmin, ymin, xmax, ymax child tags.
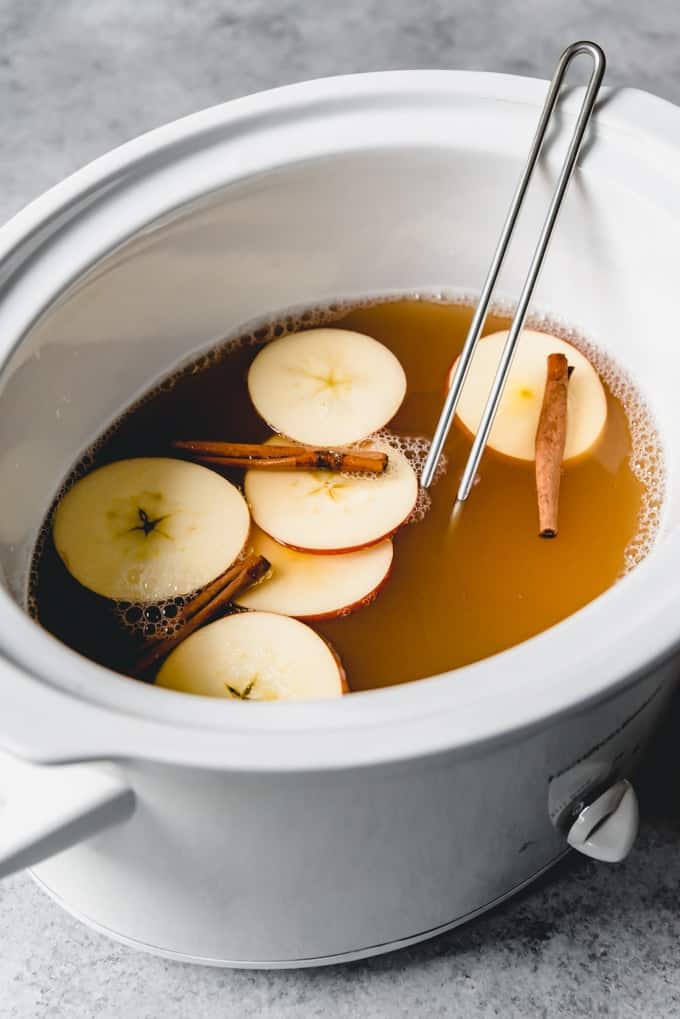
<box><xmin>53</xmin><ymin>457</ymin><xmax>250</xmax><ymax>602</ymax></box>
<box><xmin>235</xmin><ymin>526</ymin><xmax>393</xmax><ymax>619</ymax></box>
<box><xmin>449</xmin><ymin>330</ymin><xmax>607</xmax><ymax>461</ymax></box>
<box><xmin>247</xmin><ymin>328</ymin><xmax>407</xmax><ymax>446</ymax></box>
<box><xmin>156</xmin><ymin>610</ymin><xmax>347</xmax><ymax>700</ymax></box>
<box><xmin>244</xmin><ymin>436</ymin><xmax>417</xmax><ymax>552</ymax></box>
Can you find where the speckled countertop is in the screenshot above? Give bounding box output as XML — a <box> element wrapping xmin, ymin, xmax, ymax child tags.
<box><xmin>2</xmin><ymin>2</ymin><xmax>680</xmax><ymax>1016</ymax></box>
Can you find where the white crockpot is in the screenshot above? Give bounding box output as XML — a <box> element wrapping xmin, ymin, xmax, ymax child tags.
<box><xmin>0</xmin><ymin>70</ymin><xmax>679</xmax><ymax>968</ymax></box>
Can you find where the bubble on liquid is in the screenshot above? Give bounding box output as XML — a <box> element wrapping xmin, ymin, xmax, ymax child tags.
<box><xmin>27</xmin><ymin>534</ymin><xmax>46</xmax><ymax>620</ymax></box>
<box><xmin>389</xmin><ymin>431</ymin><xmax>447</xmax><ymax>523</ymax></box>
<box><xmin>112</xmin><ymin>546</ymin><xmax>251</xmax><ymax>642</ymax></box>
<box><xmin>348</xmin><ymin>429</ymin><xmax>448</xmax><ymax>525</ymax></box>
<box><xmin>113</xmin><ymin>593</ymin><xmax>191</xmax><ymax>640</ymax></box>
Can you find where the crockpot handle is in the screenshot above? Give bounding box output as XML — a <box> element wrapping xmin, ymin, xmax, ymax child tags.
<box><xmin>0</xmin><ymin>749</ymin><xmax>134</xmax><ymax>879</ymax></box>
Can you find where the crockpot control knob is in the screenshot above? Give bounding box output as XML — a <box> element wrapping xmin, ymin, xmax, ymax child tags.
<box><xmin>566</xmin><ymin>779</ymin><xmax>638</xmax><ymax>863</ymax></box>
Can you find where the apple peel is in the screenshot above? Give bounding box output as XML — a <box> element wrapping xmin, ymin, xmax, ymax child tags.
<box><xmin>235</xmin><ymin>527</ymin><xmax>393</xmax><ymax>619</ymax></box>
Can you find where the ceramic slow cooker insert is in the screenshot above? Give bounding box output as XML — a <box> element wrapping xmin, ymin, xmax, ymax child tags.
<box><xmin>0</xmin><ymin>71</ymin><xmax>679</xmax><ymax>967</ymax></box>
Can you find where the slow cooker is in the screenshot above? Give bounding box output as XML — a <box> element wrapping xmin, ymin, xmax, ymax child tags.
<box><xmin>0</xmin><ymin>69</ymin><xmax>678</xmax><ymax>967</ymax></box>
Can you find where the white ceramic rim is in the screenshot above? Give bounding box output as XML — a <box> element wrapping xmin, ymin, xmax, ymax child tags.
<box><xmin>1</xmin><ymin>70</ymin><xmax>680</xmax><ymax>771</ymax></box>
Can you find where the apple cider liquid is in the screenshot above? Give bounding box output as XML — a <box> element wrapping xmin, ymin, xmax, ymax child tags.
<box><xmin>30</xmin><ymin>297</ymin><xmax>663</xmax><ymax>691</ymax></box>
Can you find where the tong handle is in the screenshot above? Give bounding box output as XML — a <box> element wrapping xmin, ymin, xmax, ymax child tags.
<box><xmin>420</xmin><ymin>41</ymin><xmax>606</xmax><ymax>497</ymax></box>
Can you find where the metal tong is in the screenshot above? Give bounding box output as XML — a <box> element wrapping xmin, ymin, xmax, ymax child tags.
<box><xmin>420</xmin><ymin>40</ymin><xmax>606</xmax><ymax>499</ymax></box>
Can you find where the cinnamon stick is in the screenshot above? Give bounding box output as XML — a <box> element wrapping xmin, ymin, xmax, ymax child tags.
<box><xmin>535</xmin><ymin>354</ymin><xmax>573</xmax><ymax>538</ymax></box>
<box><xmin>133</xmin><ymin>553</ymin><xmax>270</xmax><ymax>677</ymax></box>
<box><xmin>172</xmin><ymin>440</ymin><xmax>388</xmax><ymax>474</ymax></box>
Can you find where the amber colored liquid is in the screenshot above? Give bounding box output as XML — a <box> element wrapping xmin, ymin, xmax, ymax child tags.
<box><xmin>31</xmin><ymin>299</ymin><xmax>659</xmax><ymax>691</ymax></box>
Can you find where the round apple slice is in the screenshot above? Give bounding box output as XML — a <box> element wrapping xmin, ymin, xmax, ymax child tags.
<box><xmin>53</xmin><ymin>457</ymin><xmax>250</xmax><ymax>602</ymax></box>
<box><xmin>247</xmin><ymin>328</ymin><xmax>407</xmax><ymax>446</ymax></box>
<box><xmin>450</xmin><ymin>330</ymin><xmax>607</xmax><ymax>461</ymax></box>
<box><xmin>235</xmin><ymin>527</ymin><xmax>393</xmax><ymax>619</ymax></box>
<box><xmin>244</xmin><ymin>436</ymin><xmax>417</xmax><ymax>552</ymax></box>
<box><xmin>156</xmin><ymin>611</ymin><xmax>347</xmax><ymax>700</ymax></box>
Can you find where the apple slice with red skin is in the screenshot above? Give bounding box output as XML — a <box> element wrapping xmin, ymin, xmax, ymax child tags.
<box><xmin>244</xmin><ymin>436</ymin><xmax>418</xmax><ymax>553</ymax></box>
<box><xmin>235</xmin><ymin>526</ymin><xmax>393</xmax><ymax>620</ymax></box>
<box><xmin>156</xmin><ymin>610</ymin><xmax>347</xmax><ymax>700</ymax></box>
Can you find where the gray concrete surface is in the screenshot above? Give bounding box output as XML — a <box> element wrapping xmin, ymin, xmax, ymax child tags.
<box><xmin>2</xmin><ymin>2</ymin><xmax>680</xmax><ymax>1016</ymax></box>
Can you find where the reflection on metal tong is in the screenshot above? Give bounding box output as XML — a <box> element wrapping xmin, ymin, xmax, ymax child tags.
<box><xmin>420</xmin><ymin>41</ymin><xmax>606</xmax><ymax>500</ymax></box>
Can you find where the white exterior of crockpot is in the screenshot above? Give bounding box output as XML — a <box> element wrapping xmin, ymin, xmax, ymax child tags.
<box><xmin>27</xmin><ymin>667</ymin><xmax>676</xmax><ymax>965</ymax></box>
<box><xmin>0</xmin><ymin>71</ymin><xmax>680</xmax><ymax>964</ymax></box>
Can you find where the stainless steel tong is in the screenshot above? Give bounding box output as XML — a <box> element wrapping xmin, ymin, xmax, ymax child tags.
<box><xmin>420</xmin><ymin>41</ymin><xmax>606</xmax><ymax>499</ymax></box>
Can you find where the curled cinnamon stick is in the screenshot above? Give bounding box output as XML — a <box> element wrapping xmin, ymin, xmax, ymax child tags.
<box><xmin>133</xmin><ymin>553</ymin><xmax>270</xmax><ymax>677</ymax></box>
<box><xmin>535</xmin><ymin>354</ymin><xmax>573</xmax><ymax>538</ymax></box>
<box><xmin>172</xmin><ymin>440</ymin><xmax>388</xmax><ymax>474</ymax></box>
